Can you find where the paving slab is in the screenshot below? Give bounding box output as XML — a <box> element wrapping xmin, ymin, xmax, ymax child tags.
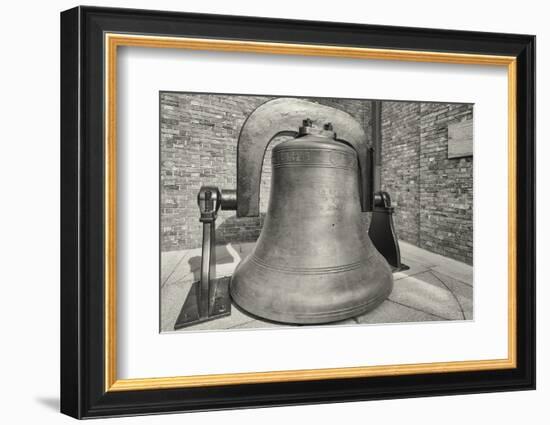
<box><xmin>400</xmin><ymin>241</ymin><xmax>473</xmax><ymax>286</ymax></box>
<box><xmin>160</xmin><ymin>250</ymin><xmax>187</xmax><ymax>283</ymax></box>
<box><xmin>160</xmin><ymin>278</ymin><xmax>194</xmax><ymax>332</ymax></box>
<box><xmin>430</xmin><ymin>270</ymin><xmax>473</xmax><ymax>320</ymax></box>
<box><xmin>394</xmin><ymin>257</ymin><xmax>432</xmax><ymax>281</ymax></box>
<box><xmin>231</xmin><ymin>242</ymin><xmax>256</xmax><ymax>259</ymax></box>
<box><xmin>398</xmin><ymin>241</ymin><xmax>439</xmax><ymax>267</ymax></box>
<box><xmin>410</xmin><ymin>271</ymin><xmax>472</xmax><ymax>320</ymax></box>
<box><xmin>161</xmin><ymin>248</ymin><xmax>199</xmax><ymax>287</ymax></box>
<box><xmin>161</xmin><ymin>245</ymin><xmax>237</xmax><ymax>288</ymax></box>
<box><xmin>356</xmin><ymin>300</ymin><xmax>445</xmax><ymax>324</ymax></box>
<box><xmin>171</xmin><ymin>304</ymin><xmax>255</xmax><ymax>332</ymax></box>
<box><xmin>388</xmin><ymin>272</ymin><xmax>464</xmax><ymax>320</ymax></box>
<box><xmin>430</xmin><ymin>265</ymin><xmax>473</xmax><ymax>287</ymax></box>
<box><xmin>228</xmin><ymin>319</ymin><xmax>288</xmax><ymax>330</ymax></box>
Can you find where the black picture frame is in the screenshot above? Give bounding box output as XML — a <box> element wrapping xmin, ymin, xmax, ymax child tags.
<box><xmin>60</xmin><ymin>5</ymin><xmax>535</xmax><ymax>419</ymax></box>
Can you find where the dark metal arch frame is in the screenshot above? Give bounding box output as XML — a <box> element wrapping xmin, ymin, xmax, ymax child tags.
<box><xmin>235</xmin><ymin>97</ymin><xmax>373</xmax><ymax>216</ymax></box>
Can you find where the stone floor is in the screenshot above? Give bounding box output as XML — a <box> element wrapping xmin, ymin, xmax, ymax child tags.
<box><xmin>160</xmin><ymin>241</ymin><xmax>473</xmax><ymax>333</ymax></box>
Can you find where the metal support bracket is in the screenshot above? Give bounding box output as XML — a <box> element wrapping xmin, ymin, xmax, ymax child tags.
<box><xmin>368</xmin><ymin>191</ymin><xmax>410</xmax><ymax>272</ymax></box>
<box><xmin>174</xmin><ymin>187</ymin><xmax>234</xmax><ymax>330</ymax></box>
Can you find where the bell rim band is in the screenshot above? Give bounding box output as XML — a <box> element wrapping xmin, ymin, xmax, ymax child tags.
<box><xmin>230</xmin><ymin>281</ymin><xmax>393</xmax><ymax>324</ymax></box>
<box><xmin>250</xmin><ymin>255</ymin><xmax>376</xmax><ymax>275</ymax></box>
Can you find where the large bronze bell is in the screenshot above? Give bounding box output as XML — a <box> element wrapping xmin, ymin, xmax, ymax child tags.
<box><xmin>230</xmin><ymin>119</ymin><xmax>393</xmax><ymax>324</ymax></box>
<box><xmin>174</xmin><ymin>98</ymin><xmax>400</xmax><ymax>330</ymax></box>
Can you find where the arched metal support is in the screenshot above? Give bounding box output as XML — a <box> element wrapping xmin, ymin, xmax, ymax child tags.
<box><xmin>236</xmin><ymin>97</ymin><xmax>373</xmax><ymax>217</ymax></box>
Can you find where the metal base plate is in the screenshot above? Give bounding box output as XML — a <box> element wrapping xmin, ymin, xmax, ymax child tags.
<box><xmin>174</xmin><ymin>277</ymin><xmax>231</xmax><ymax>330</ymax></box>
<box><xmin>392</xmin><ymin>263</ymin><xmax>410</xmax><ymax>272</ymax></box>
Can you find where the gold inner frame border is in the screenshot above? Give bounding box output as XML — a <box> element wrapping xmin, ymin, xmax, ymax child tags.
<box><xmin>104</xmin><ymin>33</ymin><xmax>517</xmax><ymax>392</ymax></box>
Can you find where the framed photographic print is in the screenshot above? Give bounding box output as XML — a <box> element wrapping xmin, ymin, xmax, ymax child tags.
<box><xmin>60</xmin><ymin>6</ymin><xmax>535</xmax><ymax>419</ymax></box>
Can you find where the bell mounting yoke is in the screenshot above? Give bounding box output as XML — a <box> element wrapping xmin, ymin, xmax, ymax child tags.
<box><xmin>236</xmin><ymin>98</ymin><xmax>375</xmax><ymax>217</ymax></box>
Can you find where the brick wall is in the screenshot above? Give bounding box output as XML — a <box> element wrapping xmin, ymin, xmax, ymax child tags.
<box><xmin>379</xmin><ymin>102</ymin><xmax>473</xmax><ymax>264</ymax></box>
<box><xmin>160</xmin><ymin>93</ymin><xmax>472</xmax><ymax>264</ymax></box>
<box><xmin>160</xmin><ymin>93</ymin><xmax>371</xmax><ymax>251</ymax></box>
<box><xmin>380</xmin><ymin>102</ymin><xmax>421</xmax><ymax>245</ymax></box>
<box><xmin>419</xmin><ymin>103</ymin><xmax>474</xmax><ymax>264</ymax></box>
<box><xmin>161</xmin><ymin>93</ymin><xmax>268</xmax><ymax>251</ymax></box>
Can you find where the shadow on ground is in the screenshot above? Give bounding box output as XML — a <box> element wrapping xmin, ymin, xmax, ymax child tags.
<box><xmin>188</xmin><ymin>244</ymin><xmax>235</xmax><ymax>282</ymax></box>
<box><xmin>187</xmin><ymin>213</ymin><xmax>265</xmax><ymax>281</ymax></box>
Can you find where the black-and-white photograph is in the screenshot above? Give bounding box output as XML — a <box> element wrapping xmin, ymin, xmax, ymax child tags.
<box><xmin>160</xmin><ymin>92</ymin><xmax>474</xmax><ymax>333</ymax></box>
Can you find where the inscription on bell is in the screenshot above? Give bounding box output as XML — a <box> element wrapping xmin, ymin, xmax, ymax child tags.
<box><xmin>274</xmin><ymin>150</ymin><xmax>312</xmax><ymax>164</ymax></box>
<box><xmin>273</xmin><ymin>148</ymin><xmax>357</xmax><ymax>169</ymax></box>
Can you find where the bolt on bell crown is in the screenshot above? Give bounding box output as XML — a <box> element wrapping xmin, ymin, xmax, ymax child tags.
<box><xmin>230</xmin><ymin>120</ymin><xmax>393</xmax><ymax>324</ymax></box>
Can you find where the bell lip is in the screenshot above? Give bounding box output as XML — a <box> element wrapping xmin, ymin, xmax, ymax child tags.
<box><xmin>229</xmin><ymin>275</ymin><xmax>393</xmax><ymax>325</ymax></box>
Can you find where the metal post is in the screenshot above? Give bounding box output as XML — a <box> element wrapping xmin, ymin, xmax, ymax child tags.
<box><xmin>174</xmin><ymin>186</ymin><xmax>232</xmax><ymax>329</ymax></box>
<box><xmin>199</xmin><ymin>221</ymin><xmax>214</xmax><ymax>318</ymax></box>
